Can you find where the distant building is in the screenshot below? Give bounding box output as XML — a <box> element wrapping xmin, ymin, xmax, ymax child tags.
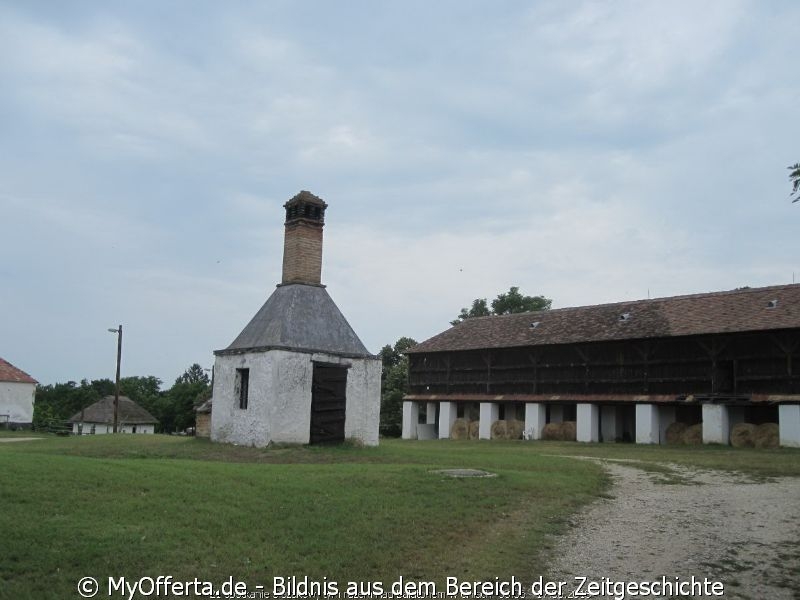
<box><xmin>404</xmin><ymin>284</ymin><xmax>800</xmax><ymax>448</ymax></box>
<box><xmin>211</xmin><ymin>191</ymin><xmax>381</xmax><ymax>447</ymax></box>
<box><xmin>195</xmin><ymin>398</ymin><xmax>212</xmax><ymax>438</ymax></box>
<box><xmin>68</xmin><ymin>396</ymin><xmax>158</xmax><ymax>435</ymax></box>
<box><xmin>0</xmin><ymin>357</ymin><xmax>37</xmax><ymax>429</ymax></box>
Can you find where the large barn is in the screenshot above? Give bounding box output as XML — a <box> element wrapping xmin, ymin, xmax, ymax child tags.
<box><xmin>211</xmin><ymin>191</ymin><xmax>381</xmax><ymax>447</ymax></box>
<box><xmin>403</xmin><ymin>284</ymin><xmax>800</xmax><ymax>447</ymax></box>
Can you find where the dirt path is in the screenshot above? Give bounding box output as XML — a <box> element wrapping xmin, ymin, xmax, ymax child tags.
<box><xmin>547</xmin><ymin>460</ymin><xmax>800</xmax><ymax>599</ymax></box>
<box><xmin>0</xmin><ymin>437</ymin><xmax>42</xmax><ymax>443</ymax></box>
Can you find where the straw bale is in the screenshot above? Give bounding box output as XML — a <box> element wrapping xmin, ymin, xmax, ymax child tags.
<box><xmin>754</xmin><ymin>423</ymin><xmax>779</xmax><ymax>449</ymax></box>
<box><xmin>560</xmin><ymin>421</ymin><xmax>577</xmax><ymax>442</ymax></box>
<box><xmin>450</xmin><ymin>418</ymin><xmax>469</xmax><ymax>440</ymax></box>
<box><xmin>665</xmin><ymin>422</ymin><xmax>688</xmax><ymax>445</ymax></box>
<box><xmin>682</xmin><ymin>423</ymin><xmax>703</xmax><ymax>445</ymax></box>
<box><xmin>730</xmin><ymin>423</ymin><xmax>756</xmax><ymax>448</ymax></box>
<box><xmin>541</xmin><ymin>423</ymin><xmax>563</xmax><ymax>441</ymax></box>
<box><xmin>468</xmin><ymin>420</ymin><xmax>480</xmax><ymax>440</ymax></box>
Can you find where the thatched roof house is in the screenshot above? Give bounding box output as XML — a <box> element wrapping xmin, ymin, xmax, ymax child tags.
<box><xmin>68</xmin><ymin>395</ymin><xmax>158</xmax><ymax>435</ymax></box>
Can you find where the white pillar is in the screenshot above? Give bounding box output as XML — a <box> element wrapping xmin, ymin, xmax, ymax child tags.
<box><xmin>702</xmin><ymin>404</ymin><xmax>730</xmax><ymax>445</ymax></box>
<box><xmin>658</xmin><ymin>405</ymin><xmax>676</xmax><ymax>446</ymax></box>
<box><xmin>524</xmin><ymin>403</ymin><xmax>546</xmax><ymax>440</ymax></box>
<box><xmin>426</xmin><ymin>402</ymin><xmax>437</xmax><ymax>425</ymax></box>
<box><xmin>402</xmin><ymin>401</ymin><xmax>419</xmax><ymax>440</ymax></box>
<box><xmin>635</xmin><ymin>404</ymin><xmax>659</xmax><ymax>444</ymax></box>
<box><xmin>779</xmin><ymin>404</ymin><xmax>800</xmax><ymax>448</ymax></box>
<box><xmin>600</xmin><ymin>405</ymin><xmax>621</xmax><ymax>442</ymax></box>
<box><xmin>438</xmin><ymin>401</ymin><xmax>457</xmax><ymax>440</ymax></box>
<box><xmin>549</xmin><ymin>404</ymin><xmax>564</xmax><ymax>423</ymax></box>
<box><xmin>577</xmin><ymin>403</ymin><xmax>599</xmax><ymax>442</ymax></box>
<box><xmin>479</xmin><ymin>402</ymin><xmax>499</xmax><ymax>440</ymax></box>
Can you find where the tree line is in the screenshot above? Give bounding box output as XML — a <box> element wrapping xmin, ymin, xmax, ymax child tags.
<box><xmin>33</xmin><ymin>363</ymin><xmax>211</xmax><ymax>434</ymax></box>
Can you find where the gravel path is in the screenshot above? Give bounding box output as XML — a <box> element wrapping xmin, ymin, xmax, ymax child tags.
<box><xmin>547</xmin><ymin>460</ymin><xmax>800</xmax><ymax>599</ymax></box>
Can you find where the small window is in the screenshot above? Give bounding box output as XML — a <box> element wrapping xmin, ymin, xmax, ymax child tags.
<box><xmin>236</xmin><ymin>368</ymin><xmax>250</xmax><ymax>409</ymax></box>
<box><xmin>767</xmin><ymin>299</ymin><xmax>778</xmax><ymax>308</ymax></box>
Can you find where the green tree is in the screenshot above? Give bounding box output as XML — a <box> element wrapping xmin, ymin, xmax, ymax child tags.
<box><xmin>451</xmin><ymin>286</ymin><xmax>552</xmax><ymax>325</ymax></box>
<box><xmin>161</xmin><ymin>364</ymin><xmax>211</xmax><ymax>433</ymax></box>
<box><xmin>379</xmin><ymin>337</ymin><xmax>417</xmax><ymax>437</ymax></box>
<box><xmin>790</xmin><ymin>163</ymin><xmax>800</xmax><ymax>203</ymax></box>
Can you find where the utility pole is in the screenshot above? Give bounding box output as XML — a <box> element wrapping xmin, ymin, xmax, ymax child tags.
<box><xmin>108</xmin><ymin>324</ymin><xmax>123</xmax><ymax>433</ymax></box>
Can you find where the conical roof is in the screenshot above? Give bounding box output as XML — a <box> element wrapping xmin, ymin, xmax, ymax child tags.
<box><xmin>217</xmin><ymin>283</ymin><xmax>372</xmax><ymax>358</ymax></box>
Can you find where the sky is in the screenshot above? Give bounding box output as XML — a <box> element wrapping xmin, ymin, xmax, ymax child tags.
<box><xmin>1</xmin><ymin>0</ymin><xmax>798</xmax><ymax>387</ymax></box>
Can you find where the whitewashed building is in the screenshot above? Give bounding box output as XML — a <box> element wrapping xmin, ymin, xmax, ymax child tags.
<box><xmin>210</xmin><ymin>191</ymin><xmax>381</xmax><ymax>447</ymax></box>
<box><xmin>0</xmin><ymin>357</ymin><xmax>37</xmax><ymax>429</ymax></box>
<box><xmin>68</xmin><ymin>396</ymin><xmax>158</xmax><ymax>435</ymax></box>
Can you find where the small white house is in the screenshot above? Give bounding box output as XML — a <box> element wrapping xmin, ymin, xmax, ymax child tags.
<box><xmin>211</xmin><ymin>191</ymin><xmax>381</xmax><ymax>447</ymax></box>
<box><xmin>68</xmin><ymin>395</ymin><xmax>158</xmax><ymax>435</ymax></box>
<box><xmin>0</xmin><ymin>357</ymin><xmax>37</xmax><ymax>429</ymax></box>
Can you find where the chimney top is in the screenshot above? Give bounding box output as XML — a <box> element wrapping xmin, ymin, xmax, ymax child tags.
<box><xmin>284</xmin><ymin>190</ymin><xmax>328</xmax><ymax>224</ymax></box>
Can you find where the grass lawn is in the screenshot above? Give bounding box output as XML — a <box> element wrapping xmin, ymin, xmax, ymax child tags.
<box><xmin>1</xmin><ymin>434</ymin><xmax>797</xmax><ymax>599</ymax></box>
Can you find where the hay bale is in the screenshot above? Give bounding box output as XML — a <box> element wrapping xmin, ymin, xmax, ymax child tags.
<box><xmin>665</xmin><ymin>421</ymin><xmax>688</xmax><ymax>445</ymax></box>
<box><xmin>682</xmin><ymin>423</ymin><xmax>703</xmax><ymax>445</ymax></box>
<box><xmin>450</xmin><ymin>418</ymin><xmax>469</xmax><ymax>440</ymax></box>
<box><xmin>490</xmin><ymin>420</ymin><xmax>507</xmax><ymax>439</ymax></box>
<box><xmin>541</xmin><ymin>422</ymin><xmax>562</xmax><ymax>440</ymax></box>
<box><xmin>754</xmin><ymin>423</ymin><xmax>779</xmax><ymax>449</ymax></box>
<box><xmin>507</xmin><ymin>419</ymin><xmax>524</xmax><ymax>440</ymax></box>
<box><xmin>730</xmin><ymin>423</ymin><xmax>756</xmax><ymax>448</ymax></box>
<box><xmin>560</xmin><ymin>421</ymin><xmax>577</xmax><ymax>442</ymax></box>
<box><xmin>490</xmin><ymin>419</ymin><xmax>525</xmax><ymax>440</ymax></box>
<box><xmin>468</xmin><ymin>420</ymin><xmax>480</xmax><ymax>440</ymax></box>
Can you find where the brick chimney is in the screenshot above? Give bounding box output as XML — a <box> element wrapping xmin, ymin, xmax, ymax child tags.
<box><xmin>281</xmin><ymin>191</ymin><xmax>328</xmax><ymax>285</ymax></box>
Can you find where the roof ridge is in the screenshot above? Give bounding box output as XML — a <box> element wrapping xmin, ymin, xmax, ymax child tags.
<box><xmin>458</xmin><ymin>282</ymin><xmax>800</xmax><ymax>324</ymax></box>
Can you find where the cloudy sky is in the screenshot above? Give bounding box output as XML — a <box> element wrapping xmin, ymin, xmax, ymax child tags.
<box><xmin>1</xmin><ymin>1</ymin><xmax>798</xmax><ymax>386</ymax></box>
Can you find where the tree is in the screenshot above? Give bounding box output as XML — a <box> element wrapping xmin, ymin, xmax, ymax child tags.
<box><xmin>379</xmin><ymin>337</ymin><xmax>417</xmax><ymax>437</ymax></box>
<box><xmin>790</xmin><ymin>163</ymin><xmax>800</xmax><ymax>203</ymax></box>
<box><xmin>160</xmin><ymin>364</ymin><xmax>211</xmax><ymax>433</ymax></box>
<box><xmin>174</xmin><ymin>363</ymin><xmax>210</xmax><ymax>386</ymax></box>
<box><xmin>451</xmin><ymin>286</ymin><xmax>552</xmax><ymax>325</ymax></box>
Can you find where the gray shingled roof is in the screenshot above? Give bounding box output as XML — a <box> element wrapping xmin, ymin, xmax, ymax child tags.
<box><xmin>216</xmin><ymin>283</ymin><xmax>373</xmax><ymax>357</ymax></box>
<box><xmin>67</xmin><ymin>396</ymin><xmax>158</xmax><ymax>424</ymax></box>
<box><xmin>409</xmin><ymin>283</ymin><xmax>800</xmax><ymax>354</ymax></box>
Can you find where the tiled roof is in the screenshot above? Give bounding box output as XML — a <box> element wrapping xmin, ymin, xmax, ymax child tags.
<box><xmin>408</xmin><ymin>284</ymin><xmax>800</xmax><ymax>354</ymax></box>
<box><xmin>217</xmin><ymin>283</ymin><xmax>373</xmax><ymax>358</ymax></box>
<box><xmin>67</xmin><ymin>396</ymin><xmax>159</xmax><ymax>425</ymax></box>
<box><xmin>0</xmin><ymin>358</ymin><xmax>37</xmax><ymax>384</ymax></box>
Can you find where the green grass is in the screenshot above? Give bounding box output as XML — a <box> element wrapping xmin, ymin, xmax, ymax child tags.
<box><xmin>1</xmin><ymin>435</ymin><xmax>798</xmax><ymax>599</ymax></box>
<box><xmin>0</xmin><ymin>436</ymin><xmax>603</xmax><ymax>599</ymax></box>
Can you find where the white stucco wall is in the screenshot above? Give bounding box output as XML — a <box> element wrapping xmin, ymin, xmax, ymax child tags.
<box><xmin>524</xmin><ymin>403</ymin><xmax>546</xmax><ymax>440</ymax></box>
<box><xmin>71</xmin><ymin>423</ymin><xmax>155</xmax><ymax>435</ymax></box>
<box><xmin>0</xmin><ymin>381</ymin><xmax>35</xmax><ymax>425</ymax></box>
<box><xmin>341</xmin><ymin>355</ymin><xmax>381</xmax><ymax>446</ymax></box>
<box><xmin>702</xmin><ymin>404</ymin><xmax>730</xmax><ymax>445</ymax></box>
<box><xmin>635</xmin><ymin>404</ymin><xmax>659</xmax><ymax>444</ymax></box>
<box><xmin>778</xmin><ymin>404</ymin><xmax>800</xmax><ymax>448</ymax></box>
<box><xmin>576</xmin><ymin>403</ymin><xmax>599</xmax><ymax>442</ymax></box>
<box><xmin>211</xmin><ymin>349</ymin><xmax>380</xmax><ymax>447</ymax></box>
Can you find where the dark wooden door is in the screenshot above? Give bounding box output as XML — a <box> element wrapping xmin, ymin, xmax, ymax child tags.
<box><xmin>310</xmin><ymin>364</ymin><xmax>347</xmax><ymax>444</ymax></box>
